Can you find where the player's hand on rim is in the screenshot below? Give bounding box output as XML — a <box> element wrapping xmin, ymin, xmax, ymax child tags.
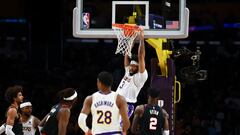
<box><xmin>139</xmin><ymin>26</ymin><xmax>144</xmax><ymax>39</ymax></box>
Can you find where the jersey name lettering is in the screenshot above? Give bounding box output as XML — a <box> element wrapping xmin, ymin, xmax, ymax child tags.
<box><xmin>22</xmin><ymin>127</ymin><xmax>31</xmax><ymax>131</ymax></box>
<box><xmin>150</xmin><ymin>110</ymin><xmax>159</xmax><ymax>115</ymax></box>
<box><xmin>94</xmin><ymin>100</ymin><xmax>114</xmax><ymax>108</ymax></box>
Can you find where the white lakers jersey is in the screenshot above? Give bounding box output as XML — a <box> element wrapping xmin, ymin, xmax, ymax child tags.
<box><xmin>91</xmin><ymin>91</ymin><xmax>121</xmax><ymax>135</ymax></box>
<box><xmin>22</xmin><ymin>116</ymin><xmax>36</xmax><ymax>135</ymax></box>
<box><xmin>116</xmin><ymin>66</ymin><xmax>148</xmax><ymax>103</ymax></box>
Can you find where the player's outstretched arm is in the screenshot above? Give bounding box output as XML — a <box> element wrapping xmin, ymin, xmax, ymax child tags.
<box><xmin>162</xmin><ymin>109</ymin><xmax>170</xmax><ymax>135</ymax></box>
<box><xmin>33</xmin><ymin>116</ymin><xmax>41</xmax><ymax>135</ymax></box>
<box><xmin>33</xmin><ymin>116</ymin><xmax>41</xmax><ymax>129</ymax></box>
<box><xmin>117</xmin><ymin>95</ymin><xmax>130</xmax><ymax>134</ymax></box>
<box><xmin>131</xmin><ymin>105</ymin><xmax>143</xmax><ymax>134</ymax></box>
<box><xmin>58</xmin><ymin>108</ymin><xmax>70</xmax><ymax>135</ymax></box>
<box><xmin>6</xmin><ymin>108</ymin><xmax>17</xmax><ymax>135</ymax></box>
<box><xmin>78</xmin><ymin>96</ymin><xmax>92</xmax><ymax>135</ymax></box>
<box><xmin>138</xmin><ymin>29</ymin><xmax>146</xmax><ymax>73</ymax></box>
<box><xmin>38</xmin><ymin>113</ymin><xmax>50</xmax><ymax>134</ymax></box>
<box><xmin>124</xmin><ymin>54</ymin><xmax>130</xmax><ymax>67</ymax></box>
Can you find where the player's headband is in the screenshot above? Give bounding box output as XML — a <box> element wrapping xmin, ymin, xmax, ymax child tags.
<box><xmin>130</xmin><ymin>60</ymin><xmax>139</xmax><ymax>66</ymax></box>
<box><xmin>20</xmin><ymin>101</ymin><xmax>32</xmax><ymax>109</ymax></box>
<box><xmin>63</xmin><ymin>91</ymin><xmax>77</xmax><ymax>101</ymax></box>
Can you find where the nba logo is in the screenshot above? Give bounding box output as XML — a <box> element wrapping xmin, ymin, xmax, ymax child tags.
<box><xmin>82</xmin><ymin>12</ymin><xmax>90</xmax><ymax>29</ymax></box>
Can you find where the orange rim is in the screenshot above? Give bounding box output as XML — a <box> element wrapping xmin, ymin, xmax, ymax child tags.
<box><xmin>112</xmin><ymin>23</ymin><xmax>140</xmax><ymax>37</ymax></box>
<box><xmin>112</xmin><ymin>23</ymin><xmax>140</xmax><ymax>31</ymax></box>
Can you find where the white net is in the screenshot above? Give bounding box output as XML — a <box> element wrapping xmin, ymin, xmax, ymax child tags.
<box><xmin>112</xmin><ymin>24</ymin><xmax>140</xmax><ymax>58</ymax></box>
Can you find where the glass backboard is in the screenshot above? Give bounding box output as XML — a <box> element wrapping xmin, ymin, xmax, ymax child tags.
<box><xmin>73</xmin><ymin>0</ymin><xmax>189</xmax><ymax>39</ymax></box>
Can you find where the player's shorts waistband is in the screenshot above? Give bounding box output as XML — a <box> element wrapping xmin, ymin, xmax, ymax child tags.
<box><xmin>95</xmin><ymin>131</ymin><xmax>122</xmax><ymax>135</ymax></box>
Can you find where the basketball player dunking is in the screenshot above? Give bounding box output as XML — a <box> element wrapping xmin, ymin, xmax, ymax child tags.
<box><xmin>116</xmin><ymin>29</ymin><xmax>148</xmax><ymax>118</ymax></box>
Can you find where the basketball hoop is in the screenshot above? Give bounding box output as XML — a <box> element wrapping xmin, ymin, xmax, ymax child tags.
<box><xmin>112</xmin><ymin>23</ymin><xmax>141</xmax><ymax>58</ymax></box>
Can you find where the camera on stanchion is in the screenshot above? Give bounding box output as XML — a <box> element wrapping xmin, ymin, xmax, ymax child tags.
<box><xmin>173</xmin><ymin>46</ymin><xmax>208</xmax><ymax>84</ymax></box>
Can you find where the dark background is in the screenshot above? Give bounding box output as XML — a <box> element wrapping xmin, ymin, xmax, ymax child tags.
<box><xmin>0</xmin><ymin>0</ymin><xmax>240</xmax><ymax>134</ymax></box>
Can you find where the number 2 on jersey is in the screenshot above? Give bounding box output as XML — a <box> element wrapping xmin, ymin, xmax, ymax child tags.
<box><xmin>97</xmin><ymin>110</ymin><xmax>112</xmax><ymax>124</ymax></box>
<box><xmin>149</xmin><ymin>117</ymin><xmax>157</xmax><ymax>130</ymax></box>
